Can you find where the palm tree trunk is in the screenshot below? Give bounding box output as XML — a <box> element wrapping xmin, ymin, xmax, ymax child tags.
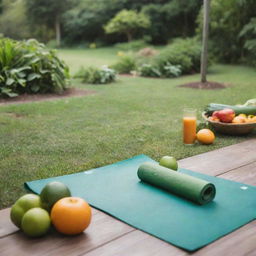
<box><xmin>200</xmin><ymin>0</ymin><xmax>210</xmax><ymax>83</ymax></box>
<box><xmin>126</xmin><ymin>31</ymin><xmax>133</xmax><ymax>42</ymax></box>
<box><xmin>55</xmin><ymin>15</ymin><xmax>61</xmax><ymax>47</ymax></box>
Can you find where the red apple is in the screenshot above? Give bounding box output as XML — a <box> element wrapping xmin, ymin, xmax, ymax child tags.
<box><xmin>217</xmin><ymin>108</ymin><xmax>235</xmax><ymax>123</ymax></box>
<box><xmin>212</xmin><ymin>111</ymin><xmax>219</xmax><ymax>118</ymax></box>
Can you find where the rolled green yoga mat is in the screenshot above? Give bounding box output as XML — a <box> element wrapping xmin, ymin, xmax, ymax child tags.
<box><xmin>138</xmin><ymin>162</ymin><xmax>216</xmax><ymax>205</ymax></box>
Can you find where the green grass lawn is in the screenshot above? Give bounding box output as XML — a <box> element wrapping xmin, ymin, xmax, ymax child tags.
<box><xmin>0</xmin><ymin>48</ymin><xmax>256</xmax><ymax>209</ymax></box>
<box><xmin>58</xmin><ymin>47</ymin><xmax>119</xmax><ymax>74</ymax></box>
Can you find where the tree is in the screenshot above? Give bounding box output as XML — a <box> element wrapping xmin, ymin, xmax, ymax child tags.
<box><xmin>104</xmin><ymin>9</ymin><xmax>150</xmax><ymax>42</ymax></box>
<box><xmin>142</xmin><ymin>1</ymin><xmax>201</xmax><ymax>44</ymax></box>
<box><xmin>0</xmin><ymin>0</ymin><xmax>3</xmax><ymax>14</ymax></box>
<box><xmin>0</xmin><ymin>0</ymin><xmax>30</xmax><ymax>40</ymax></box>
<box><xmin>25</xmin><ymin>0</ymin><xmax>72</xmax><ymax>46</ymax></box>
<box><xmin>200</xmin><ymin>0</ymin><xmax>210</xmax><ymax>83</ymax></box>
<box><xmin>197</xmin><ymin>0</ymin><xmax>256</xmax><ymax>63</ymax></box>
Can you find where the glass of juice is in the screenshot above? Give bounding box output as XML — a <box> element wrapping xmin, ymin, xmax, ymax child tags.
<box><xmin>183</xmin><ymin>108</ymin><xmax>197</xmax><ymax>145</ymax></box>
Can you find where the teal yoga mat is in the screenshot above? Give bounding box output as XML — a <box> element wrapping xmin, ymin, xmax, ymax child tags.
<box><xmin>25</xmin><ymin>155</ymin><xmax>256</xmax><ymax>251</ymax></box>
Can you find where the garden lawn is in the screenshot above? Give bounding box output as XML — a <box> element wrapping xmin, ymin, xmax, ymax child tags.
<box><xmin>58</xmin><ymin>47</ymin><xmax>119</xmax><ymax>74</ymax></box>
<box><xmin>0</xmin><ymin>58</ymin><xmax>256</xmax><ymax>208</ymax></box>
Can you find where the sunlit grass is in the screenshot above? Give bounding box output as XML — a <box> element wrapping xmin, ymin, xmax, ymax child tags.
<box><xmin>0</xmin><ymin>48</ymin><xmax>255</xmax><ymax>208</ymax></box>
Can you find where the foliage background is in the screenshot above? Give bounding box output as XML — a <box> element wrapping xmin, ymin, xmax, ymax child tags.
<box><xmin>0</xmin><ymin>0</ymin><xmax>255</xmax><ymax>65</ymax></box>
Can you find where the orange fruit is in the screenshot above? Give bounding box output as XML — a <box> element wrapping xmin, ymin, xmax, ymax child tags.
<box><xmin>196</xmin><ymin>129</ymin><xmax>215</xmax><ymax>145</ymax></box>
<box><xmin>238</xmin><ymin>114</ymin><xmax>247</xmax><ymax>118</ymax></box>
<box><xmin>209</xmin><ymin>116</ymin><xmax>219</xmax><ymax>122</ymax></box>
<box><xmin>232</xmin><ymin>116</ymin><xmax>246</xmax><ymax>124</ymax></box>
<box><xmin>51</xmin><ymin>197</ymin><xmax>92</xmax><ymax>235</ymax></box>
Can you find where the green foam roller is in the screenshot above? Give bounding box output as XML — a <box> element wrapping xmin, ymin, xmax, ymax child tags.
<box><xmin>137</xmin><ymin>162</ymin><xmax>216</xmax><ymax>205</ymax></box>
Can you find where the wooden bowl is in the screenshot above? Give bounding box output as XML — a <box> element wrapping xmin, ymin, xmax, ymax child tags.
<box><xmin>202</xmin><ymin>112</ymin><xmax>256</xmax><ymax>135</ymax></box>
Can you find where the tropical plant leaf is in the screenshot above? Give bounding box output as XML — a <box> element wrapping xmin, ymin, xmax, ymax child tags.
<box><xmin>28</xmin><ymin>73</ymin><xmax>41</xmax><ymax>81</ymax></box>
<box><xmin>6</xmin><ymin>78</ymin><xmax>15</xmax><ymax>86</ymax></box>
<box><xmin>0</xmin><ymin>38</ymin><xmax>70</xmax><ymax>97</ymax></box>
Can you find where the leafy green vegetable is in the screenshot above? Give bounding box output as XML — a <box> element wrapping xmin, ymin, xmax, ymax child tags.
<box><xmin>243</xmin><ymin>99</ymin><xmax>256</xmax><ymax>106</ymax></box>
<box><xmin>0</xmin><ymin>38</ymin><xmax>70</xmax><ymax>97</ymax></box>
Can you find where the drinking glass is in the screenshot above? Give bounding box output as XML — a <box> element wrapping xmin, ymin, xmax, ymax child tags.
<box><xmin>183</xmin><ymin>108</ymin><xmax>197</xmax><ymax>145</ymax></box>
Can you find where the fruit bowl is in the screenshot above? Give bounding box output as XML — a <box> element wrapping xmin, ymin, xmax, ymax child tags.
<box><xmin>202</xmin><ymin>112</ymin><xmax>256</xmax><ymax>135</ymax></box>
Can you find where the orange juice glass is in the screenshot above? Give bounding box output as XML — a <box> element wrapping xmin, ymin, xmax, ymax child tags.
<box><xmin>183</xmin><ymin>109</ymin><xmax>197</xmax><ymax>145</ymax></box>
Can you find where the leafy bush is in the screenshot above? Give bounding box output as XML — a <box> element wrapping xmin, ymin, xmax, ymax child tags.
<box><xmin>138</xmin><ymin>63</ymin><xmax>182</xmax><ymax>78</ymax></box>
<box><xmin>0</xmin><ymin>38</ymin><xmax>70</xmax><ymax>97</ymax></box>
<box><xmin>115</xmin><ymin>40</ymin><xmax>148</xmax><ymax>51</ymax></box>
<box><xmin>111</xmin><ymin>55</ymin><xmax>137</xmax><ymax>74</ymax></box>
<box><xmin>137</xmin><ymin>47</ymin><xmax>158</xmax><ymax>57</ymax></box>
<box><xmin>104</xmin><ymin>9</ymin><xmax>151</xmax><ymax>42</ymax></box>
<box><xmin>139</xmin><ymin>64</ymin><xmax>161</xmax><ymax>78</ymax></box>
<box><xmin>76</xmin><ymin>66</ymin><xmax>116</xmax><ymax>84</ymax></box>
<box><xmin>163</xmin><ymin>63</ymin><xmax>182</xmax><ymax>78</ymax></box>
<box><xmin>239</xmin><ymin>17</ymin><xmax>256</xmax><ymax>66</ymax></box>
<box><xmin>153</xmin><ymin>38</ymin><xmax>201</xmax><ymax>74</ymax></box>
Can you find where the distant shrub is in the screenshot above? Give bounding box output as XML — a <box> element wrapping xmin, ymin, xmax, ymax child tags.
<box><xmin>137</xmin><ymin>47</ymin><xmax>158</xmax><ymax>57</ymax></box>
<box><xmin>111</xmin><ymin>55</ymin><xmax>137</xmax><ymax>74</ymax></box>
<box><xmin>139</xmin><ymin>64</ymin><xmax>161</xmax><ymax>77</ymax></box>
<box><xmin>138</xmin><ymin>62</ymin><xmax>182</xmax><ymax>78</ymax></box>
<box><xmin>76</xmin><ymin>66</ymin><xmax>116</xmax><ymax>84</ymax></box>
<box><xmin>154</xmin><ymin>38</ymin><xmax>201</xmax><ymax>74</ymax></box>
<box><xmin>115</xmin><ymin>40</ymin><xmax>148</xmax><ymax>51</ymax></box>
<box><xmin>89</xmin><ymin>43</ymin><xmax>97</xmax><ymax>49</ymax></box>
<box><xmin>0</xmin><ymin>38</ymin><xmax>70</xmax><ymax>98</ymax></box>
<box><xmin>163</xmin><ymin>63</ymin><xmax>182</xmax><ymax>78</ymax></box>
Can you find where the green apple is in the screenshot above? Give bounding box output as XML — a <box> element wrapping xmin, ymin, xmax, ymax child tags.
<box><xmin>159</xmin><ymin>156</ymin><xmax>178</xmax><ymax>171</ymax></box>
<box><xmin>40</xmin><ymin>181</ymin><xmax>71</xmax><ymax>211</ymax></box>
<box><xmin>10</xmin><ymin>194</ymin><xmax>42</xmax><ymax>228</ymax></box>
<box><xmin>21</xmin><ymin>208</ymin><xmax>51</xmax><ymax>237</ymax></box>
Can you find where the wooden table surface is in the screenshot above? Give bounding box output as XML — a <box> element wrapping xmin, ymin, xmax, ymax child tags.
<box><xmin>1</xmin><ymin>139</ymin><xmax>256</xmax><ymax>256</ymax></box>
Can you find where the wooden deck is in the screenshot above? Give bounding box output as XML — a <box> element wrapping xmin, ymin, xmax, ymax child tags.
<box><xmin>1</xmin><ymin>139</ymin><xmax>256</xmax><ymax>256</ymax></box>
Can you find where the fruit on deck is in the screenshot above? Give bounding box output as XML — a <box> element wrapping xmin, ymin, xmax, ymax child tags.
<box><xmin>21</xmin><ymin>208</ymin><xmax>51</xmax><ymax>237</ymax></box>
<box><xmin>40</xmin><ymin>181</ymin><xmax>71</xmax><ymax>211</ymax></box>
<box><xmin>10</xmin><ymin>194</ymin><xmax>42</xmax><ymax>228</ymax></box>
<box><xmin>159</xmin><ymin>156</ymin><xmax>178</xmax><ymax>171</ymax></box>
<box><xmin>51</xmin><ymin>197</ymin><xmax>92</xmax><ymax>235</ymax></box>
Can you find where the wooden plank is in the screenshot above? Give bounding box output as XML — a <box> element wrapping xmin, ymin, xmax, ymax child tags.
<box><xmin>84</xmin><ymin>230</ymin><xmax>187</xmax><ymax>256</ymax></box>
<box><xmin>190</xmin><ymin>159</ymin><xmax>256</xmax><ymax>256</ymax></box>
<box><xmin>179</xmin><ymin>139</ymin><xmax>256</xmax><ymax>176</ymax></box>
<box><xmin>0</xmin><ymin>208</ymin><xmax>19</xmax><ymax>238</ymax></box>
<box><xmin>84</xmin><ymin>221</ymin><xmax>256</xmax><ymax>256</ymax></box>
<box><xmin>193</xmin><ymin>221</ymin><xmax>256</xmax><ymax>256</ymax></box>
<box><xmin>218</xmin><ymin>161</ymin><xmax>256</xmax><ymax>186</ymax></box>
<box><xmin>83</xmin><ymin>155</ymin><xmax>256</xmax><ymax>256</ymax></box>
<box><xmin>0</xmin><ymin>210</ymin><xmax>134</xmax><ymax>256</ymax></box>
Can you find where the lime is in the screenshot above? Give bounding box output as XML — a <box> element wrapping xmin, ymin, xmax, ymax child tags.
<box><xmin>21</xmin><ymin>208</ymin><xmax>51</xmax><ymax>237</ymax></box>
<box><xmin>10</xmin><ymin>194</ymin><xmax>42</xmax><ymax>228</ymax></box>
<box><xmin>159</xmin><ymin>156</ymin><xmax>178</xmax><ymax>171</ymax></box>
<box><xmin>40</xmin><ymin>181</ymin><xmax>71</xmax><ymax>211</ymax></box>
